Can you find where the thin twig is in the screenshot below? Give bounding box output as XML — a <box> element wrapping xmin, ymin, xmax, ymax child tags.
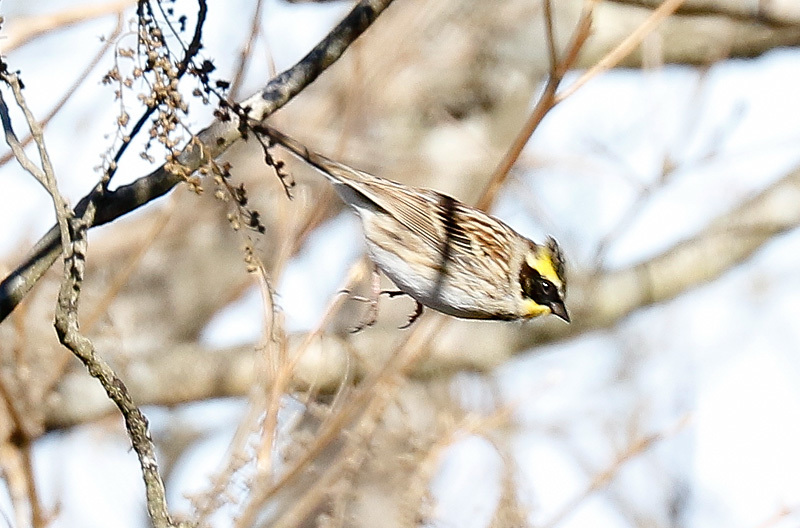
<box><xmin>543</xmin><ymin>0</ymin><xmax>559</xmax><ymax>70</ymax></box>
<box><xmin>541</xmin><ymin>414</ymin><xmax>691</xmax><ymax>528</ymax></box>
<box><xmin>18</xmin><ymin>444</ymin><xmax>46</xmax><ymax>528</ymax></box>
<box><xmin>556</xmin><ymin>0</ymin><xmax>688</xmax><ymax>103</ymax></box>
<box><xmin>0</xmin><ymin>15</ymin><xmax>123</xmax><ymax>169</ymax></box>
<box><xmin>0</xmin><ymin>376</ymin><xmax>47</xmax><ymax>527</ymax></box>
<box><xmin>0</xmin><ymin>71</ymin><xmax>71</xmax><ymax>250</ymax></box>
<box><xmin>1</xmin><ymin>0</ymin><xmax>134</xmax><ymax>52</ymax></box>
<box><xmin>476</xmin><ymin>0</ymin><xmax>595</xmax><ymax>211</ymax></box>
<box><xmin>478</xmin><ymin>0</ymin><xmax>689</xmax><ymax>211</ymax></box>
<box><xmin>0</xmin><ymin>90</ymin><xmax>49</xmax><ymax>190</ymax></box>
<box><xmin>229</xmin><ymin>0</ymin><xmax>267</xmax><ymax>99</ymax></box>
<box><xmin>235</xmin><ymin>313</ymin><xmax>440</xmax><ymax>526</ymax></box>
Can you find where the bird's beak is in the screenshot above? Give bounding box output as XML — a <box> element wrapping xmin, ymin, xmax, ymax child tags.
<box><xmin>550</xmin><ymin>301</ymin><xmax>570</xmax><ymax>323</ymax></box>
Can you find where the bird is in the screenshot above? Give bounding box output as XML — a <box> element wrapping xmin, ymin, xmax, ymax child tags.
<box><xmin>259</xmin><ymin>124</ymin><xmax>569</xmax><ymax>328</ymax></box>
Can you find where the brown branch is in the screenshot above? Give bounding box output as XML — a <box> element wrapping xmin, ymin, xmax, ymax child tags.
<box><xmin>557</xmin><ymin>0</ymin><xmax>688</xmax><ymax>103</ymax></box>
<box><xmin>53</xmin><ymin>204</ymin><xmax>189</xmax><ymax>528</ymax></box>
<box><xmin>229</xmin><ymin>0</ymin><xmax>268</xmax><ymax>99</ymax></box>
<box><xmin>0</xmin><ymin>376</ymin><xmax>47</xmax><ymax>527</ymax></box>
<box><xmin>0</xmin><ymin>0</ymin><xmax>397</xmax><ymax>323</ymax></box>
<box><xmin>475</xmin><ymin>0</ymin><xmax>594</xmax><ymax>211</ymax></box>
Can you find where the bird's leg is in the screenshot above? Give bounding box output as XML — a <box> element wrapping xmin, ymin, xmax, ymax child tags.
<box><xmin>343</xmin><ymin>289</ymin><xmax>405</xmax><ymax>302</ymax></box>
<box><xmin>348</xmin><ymin>263</ymin><xmax>383</xmax><ymax>333</ymax></box>
<box><xmin>379</xmin><ymin>289</ymin><xmax>424</xmax><ymax>328</ymax></box>
<box><xmin>381</xmin><ymin>290</ymin><xmax>407</xmax><ymax>298</ymax></box>
<box><xmin>398</xmin><ymin>301</ymin><xmax>424</xmax><ymax>329</ymax></box>
<box><xmin>342</xmin><ymin>266</ymin><xmax>423</xmax><ymax>332</ymax></box>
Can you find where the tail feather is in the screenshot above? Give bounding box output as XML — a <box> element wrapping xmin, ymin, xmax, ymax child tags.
<box><xmin>258</xmin><ymin>124</ymin><xmax>349</xmax><ymax>184</ymax></box>
<box><xmin>259</xmin><ymin>124</ymin><xmax>382</xmax><ymax>213</ymax></box>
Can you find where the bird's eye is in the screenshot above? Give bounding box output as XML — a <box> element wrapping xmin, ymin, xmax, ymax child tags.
<box><xmin>519</xmin><ymin>260</ymin><xmax>561</xmax><ymax>304</ymax></box>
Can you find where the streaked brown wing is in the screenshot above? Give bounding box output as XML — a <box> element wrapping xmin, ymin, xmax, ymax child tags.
<box><xmin>358</xmin><ymin>177</ymin><xmax>515</xmax><ymax>279</ymax></box>
<box><xmin>343</xmin><ymin>175</ymin><xmax>450</xmax><ymax>253</ymax></box>
<box><xmin>313</xmin><ymin>155</ymin><xmax>473</xmax><ymax>255</ymax></box>
<box><xmin>446</xmin><ymin>205</ymin><xmax>515</xmax><ymax>280</ymax></box>
<box><xmin>319</xmin><ymin>158</ymin><xmax>516</xmax><ymax>280</ymax></box>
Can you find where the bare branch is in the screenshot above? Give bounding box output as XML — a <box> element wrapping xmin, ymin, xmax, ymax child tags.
<box><xmin>574</xmin><ymin>0</ymin><xmax>800</xmax><ymax>68</ymax></box>
<box><xmin>0</xmin><ymin>375</ymin><xmax>47</xmax><ymax>527</ymax></box>
<box><xmin>557</xmin><ymin>0</ymin><xmax>688</xmax><ymax>103</ymax></box>
<box><xmin>0</xmin><ymin>72</ymin><xmax>71</xmax><ymax>250</ymax></box>
<box><xmin>0</xmin><ymin>15</ymin><xmax>123</xmax><ymax>169</ymax></box>
<box><xmin>53</xmin><ymin>203</ymin><xmax>189</xmax><ymax>528</ymax></box>
<box><xmin>476</xmin><ymin>0</ymin><xmax>594</xmax><ymax>211</ymax></box>
<box><xmin>229</xmin><ymin>0</ymin><xmax>268</xmax><ymax>99</ymax></box>
<box><xmin>0</xmin><ymin>89</ymin><xmax>49</xmax><ymax>190</ymax></box>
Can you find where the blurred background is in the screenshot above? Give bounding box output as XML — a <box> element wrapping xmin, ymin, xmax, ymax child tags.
<box><xmin>1</xmin><ymin>0</ymin><xmax>800</xmax><ymax>527</ymax></box>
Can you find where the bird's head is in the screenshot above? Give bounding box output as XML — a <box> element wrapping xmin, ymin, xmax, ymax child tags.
<box><xmin>519</xmin><ymin>236</ymin><xmax>569</xmax><ymax>322</ymax></box>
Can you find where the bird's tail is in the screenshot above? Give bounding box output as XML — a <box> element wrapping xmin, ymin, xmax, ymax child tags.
<box><xmin>257</xmin><ymin>123</ymin><xmax>352</xmax><ymax>185</ymax></box>
<box><xmin>257</xmin><ymin>124</ymin><xmax>384</xmax><ymax>213</ymax></box>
